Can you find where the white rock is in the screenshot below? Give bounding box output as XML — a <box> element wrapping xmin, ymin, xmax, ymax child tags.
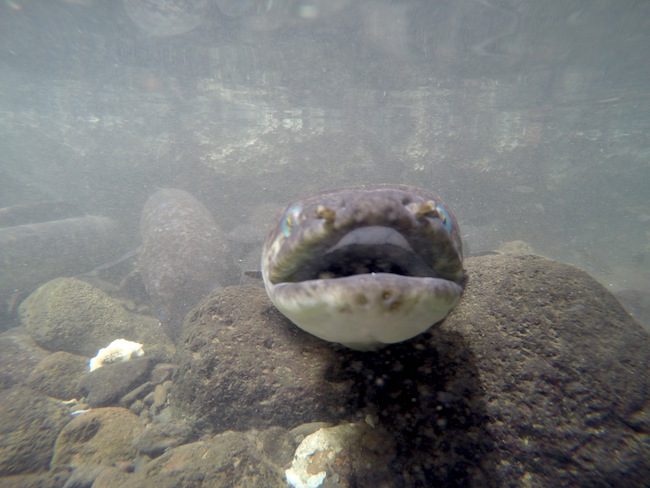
<box><xmin>285</xmin><ymin>426</ymin><xmax>331</xmax><ymax>488</ymax></box>
<box><xmin>88</xmin><ymin>338</ymin><xmax>144</xmax><ymax>372</ymax></box>
<box><xmin>285</xmin><ymin>423</ymin><xmax>367</xmax><ymax>488</ymax></box>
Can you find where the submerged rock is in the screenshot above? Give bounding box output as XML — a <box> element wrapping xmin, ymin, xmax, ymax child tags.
<box><xmin>0</xmin><ymin>471</ymin><xmax>69</xmax><ymax>488</ymax></box>
<box><xmin>26</xmin><ymin>351</ymin><xmax>87</xmax><ymax>400</ymax></box>
<box><xmin>132</xmin><ymin>419</ymin><xmax>195</xmax><ymax>457</ymax></box>
<box><xmin>0</xmin><ymin>329</ymin><xmax>49</xmax><ymax>391</ymax></box>
<box><xmin>50</xmin><ymin>407</ymin><xmax>143</xmax><ymax>470</ymax></box>
<box><xmin>89</xmin><ymin>338</ymin><xmax>144</xmax><ymax>372</ymax></box>
<box><xmin>285</xmin><ymin>421</ymin><xmax>397</xmax><ymax>488</ymax></box>
<box><xmin>19</xmin><ymin>277</ymin><xmax>174</xmax><ymax>357</ymax></box>
<box><xmin>0</xmin><ymin>215</ymin><xmax>123</xmax><ymax>328</ymax></box>
<box><xmin>0</xmin><ymin>386</ymin><xmax>69</xmax><ymax>475</ymax></box>
<box><xmin>445</xmin><ymin>255</ymin><xmax>649</xmax><ymax>487</ymax></box>
<box><xmin>109</xmin><ymin>427</ymin><xmax>294</xmax><ymax>488</ymax></box>
<box><xmin>170</xmin><ymin>285</ymin><xmax>352</xmax><ymax>432</ymax></box>
<box><xmin>171</xmin><ymin>254</ymin><xmax>649</xmax><ymax>487</ymax></box>
<box><xmin>139</xmin><ymin>188</ymin><xmax>230</xmax><ymax>340</ymax></box>
<box><xmin>79</xmin><ymin>357</ymin><xmax>155</xmax><ymax>408</ymax></box>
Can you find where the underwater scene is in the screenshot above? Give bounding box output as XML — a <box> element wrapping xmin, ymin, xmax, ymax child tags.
<box><xmin>0</xmin><ymin>1</ymin><xmax>648</xmax><ymax>487</ymax></box>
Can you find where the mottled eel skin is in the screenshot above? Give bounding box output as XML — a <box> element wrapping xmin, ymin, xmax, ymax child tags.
<box><xmin>262</xmin><ymin>184</ymin><xmax>465</xmax><ymax>350</ymax></box>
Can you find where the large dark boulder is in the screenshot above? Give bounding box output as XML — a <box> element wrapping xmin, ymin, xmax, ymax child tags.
<box><xmin>171</xmin><ymin>254</ymin><xmax>649</xmax><ymax>487</ymax></box>
<box><xmin>0</xmin><ymin>387</ymin><xmax>69</xmax><ymax>475</ymax></box>
<box><xmin>171</xmin><ymin>285</ymin><xmax>354</xmax><ymax>432</ymax></box>
<box><xmin>442</xmin><ymin>254</ymin><xmax>649</xmax><ymax>487</ymax></box>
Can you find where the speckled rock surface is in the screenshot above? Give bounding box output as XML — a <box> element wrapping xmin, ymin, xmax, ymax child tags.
<box><xmin>0</xmin><ymin>471</ymin><xmax>70</xmax><ymax>488</ymax></box>
<box><xmin>110</xmin><ymin>427</ymin><xmax>295</xmax><ymax>488</ymax></box>
<box><xmin>26</xmin><ymin>351</ymin><xmax>87</xmax><ymax>400</ymax></box>
<box><xmin>0</xmin><ymin>386</ymin><xmax>69</xmax><ymax>475</ymax></box>
<box><xmin>89</xmin><ymin>466</ymin><xmax>132</xmax><ymax>488</ymax></box>
<box><xmin>79</xmin><ymin>357</ymin><xmax>156</xmax><ymax>408</ymax></box>
<box><xmin>0</xmin><ymin>328</ymin><xmax>49</xmax><ymax>391</ymax></box>
<box><xmin>132</xmin><ymin>419</ymin><xmax>195</xmax><ymax>457</ymax></box>
<box><xmin>170</xmin><ymin>285</ymin><xmax>354</xmax><ymax>432</ymax></box>
<box><xmin>50</xmin><ymin>407</ymin><xmax>143</xmax><ymax>469</ymax></box>
<box><xmin>442</xmin><ymin>254</ymin><xmax>650</xmax><ymax>487</ymax></box>
<box><xmin>171</xmin><ymin>254</ymin><xmax>649</xmax><ymax>487</ymax></box>
<box><xmin>19</xmin><ymin>277</ymin><xmax>174</xmax><ymax>356</ymax></box>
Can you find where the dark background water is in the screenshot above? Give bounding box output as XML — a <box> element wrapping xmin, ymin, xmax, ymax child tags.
<box><xmin>1</xmin><ymin>0</ymin><xmax>649</xmax><ymax>316</ymax></box>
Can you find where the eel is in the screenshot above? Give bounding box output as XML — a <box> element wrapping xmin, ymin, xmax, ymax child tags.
<box><xmin>261</xmin><ymin>184</ymin><xmax>465</xmax><ymax>350</ymax></box>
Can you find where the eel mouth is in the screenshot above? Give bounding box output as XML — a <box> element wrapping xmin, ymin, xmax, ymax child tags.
<box><xmin>285</xmin><ymin>225</ymin><xmax>437</xmax><ymax>284</ymax></box>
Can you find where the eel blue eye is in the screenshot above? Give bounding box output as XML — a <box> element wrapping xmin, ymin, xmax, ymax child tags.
<box><xmin>281</xmin><ymin>205</ymin><xmax>302</xmax><ymax>237</ymax></box>
<box><xmin>436</xmin><ymin>204</ymin><xmax>453</xmax><ymax>234</ymax></box>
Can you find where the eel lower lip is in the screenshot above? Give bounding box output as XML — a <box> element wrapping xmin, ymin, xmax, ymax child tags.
<box><xmin>269</xmin><ymin>273</ymin><xmax>463</xmax><ymax>350</ymax></box>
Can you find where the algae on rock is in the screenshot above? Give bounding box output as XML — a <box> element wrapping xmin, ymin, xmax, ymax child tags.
<box><xmin>19</xmin><ymin>277</ymin><xmax>174</xmax><ymax>357</ymax></box>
